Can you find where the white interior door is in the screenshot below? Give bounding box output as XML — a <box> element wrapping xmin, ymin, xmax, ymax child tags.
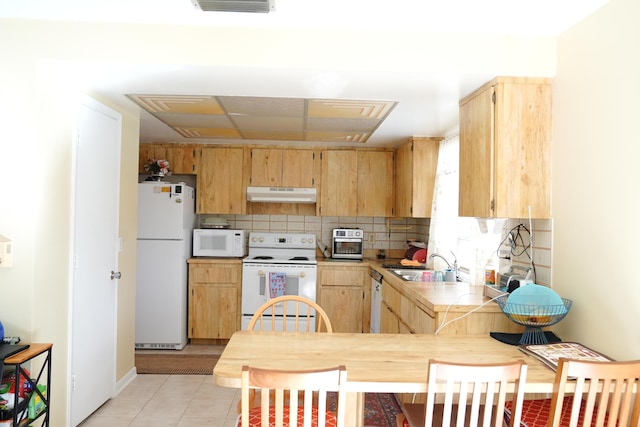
<box><xmin>70</xmin><ymin>95</ymin><xmax>121</xmax><ymax>426</ymax></box>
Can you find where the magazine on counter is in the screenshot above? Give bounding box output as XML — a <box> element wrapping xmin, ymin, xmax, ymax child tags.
<box><xmin>519</xmin><ymin>342</ymin><xmax>613</xmax><ymax>372</ymax></box>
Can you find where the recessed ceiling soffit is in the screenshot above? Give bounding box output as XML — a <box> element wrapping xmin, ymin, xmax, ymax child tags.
<box><xmin>126</xmin><ymin>94</ymin><xmax>397</xmax><ymax>143</ymax></box>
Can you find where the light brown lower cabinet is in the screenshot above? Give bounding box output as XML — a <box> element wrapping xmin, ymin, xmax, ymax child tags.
<box><xmin>318</xmin><ymin>264</ymin><xmax>370</xmax><ymax>333</ymax></box>
<box><xmin>188</xmin><ymin>260</ymin><xmax>241</xmax><ymax>343</ymax></box>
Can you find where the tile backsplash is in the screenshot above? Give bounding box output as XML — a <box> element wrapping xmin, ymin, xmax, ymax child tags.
<box><xmin>157</xmin><ymin>174</ymin><xmax>551</xmax><ymax>284</ymax></box>
<box><xmin>199</xmin><ymin>214</ymin><xmax>430</xmax><ymax>260</ymax></box>
<box><xmin>505</xmin><ymin>218</ymin><xmax>552</xmax><ymax>287</ymax></box>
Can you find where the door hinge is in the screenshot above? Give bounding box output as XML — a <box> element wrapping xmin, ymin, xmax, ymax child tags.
<box><xmin>492</xmin><ymin>91</ymin><xmax>496</xmax><ymax>103</ymax></box>
<box><xmin>490</xmin><ymin>200</ymin><xmax>495</xmax><ymax>211</ymax></box>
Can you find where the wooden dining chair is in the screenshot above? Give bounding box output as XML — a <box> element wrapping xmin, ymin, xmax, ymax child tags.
<box><xmin>239</xmin><ymin>296</ymin><xmax>334</xmax><ymax>414</ymax></box>
<box><xmin>247</xmin><ymin>295</ymin><xmax>333</xmax><ymax>333</ymax></box>
<box><xmin>508</xmin><ymin>358</ymin><xmax>640</xmax><ymax>427</ymax></box>
<box><xmin>237</xmin><ymin>365</ymin><xmax>348</xmax><ymax>427</ymax></box>
<box><xmin>396</xmin><ymin>359</ymin><xmax>528</xmax><ymax>427</ymax></box>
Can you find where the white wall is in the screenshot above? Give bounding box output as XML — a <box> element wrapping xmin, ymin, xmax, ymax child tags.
<box><xmin>552</xmin><ymin>0</ymin><xmax>640</xmax><ymax>359</ymax></box>
<box><xmin>0</xmin><ymin>11</ymin><xmax>597</xmax><ymax>424</ymax></box>
<box><xmin>0</xmin><ymin>24</ymin><xmax>141</xmax><ymax>426</ymax></box>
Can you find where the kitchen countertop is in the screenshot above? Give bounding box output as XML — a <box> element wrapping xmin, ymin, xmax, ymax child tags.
<box><xmin>188</xmin><ymin>257</ymin><xmax>243</xmax><ymax>264</ymax></box>
<box><xmin>318</xmin><ymin>257</ymin><xmax>504</xmax><ymax>317</ymax></box>
<box><xmin>189</xmin><ymin>256</ymin><xmax>504</xmax><ymax>316</ymax></box>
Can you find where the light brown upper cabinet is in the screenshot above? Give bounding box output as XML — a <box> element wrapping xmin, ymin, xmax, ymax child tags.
<box><xmin>319</xmin><ymin>150</ymin><xmax>358</xmax><ymax>216</ymax></box>
<box><xmin>197</xmin><ymin>147</ymin><xmax>247</xmax><ymax>214</ymax></box>
<box><xmin>250</xmin><ymin>148</ymin><xmax>316</xmax><ymax>188</ymax></box>
<box><xmin>394</xmin><ymin>138</ymin><xmax>440</xmax><ymax>218</ymax></box>
<box><xmin>320</xmin><ymin>149</ymin><xmax>394</xmax><ymax>217</ymax></box>
<box><xmin>138</xmin><ymin>144</ymin><xmax>197</xmax><ymax>175</ymax></box>
<box><xmin>459</xmin><ymin>77</ymin><xmax>551</xmax><ymax>218</ymax></box>
<box><xmin>357</xmin><ymin>151</ymin><xmax>394</xmax><ymax>217</ymax></box>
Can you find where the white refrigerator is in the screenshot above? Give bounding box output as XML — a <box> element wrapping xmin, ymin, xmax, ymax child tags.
<box><xmin>136</xmin><ymin>182</ymin><xmax>195</xmax><ymax>350</ymax></box>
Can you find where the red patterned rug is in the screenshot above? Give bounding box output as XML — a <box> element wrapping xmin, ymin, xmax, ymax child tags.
<box><xmin>364</xmin><ymin>393</ymin><xmax>403</xmax><ymax>426</ymax></box>
<box><xmin>328</xmin><ymin>392</ymin><xmax>402</xmax><ymax>426</ymax></box>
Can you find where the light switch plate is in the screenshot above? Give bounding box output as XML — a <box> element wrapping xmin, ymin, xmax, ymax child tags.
<box><xmin>0</xmin><ymin>235</ymin><xmax>13</xmax><ymax>268</ymax></box>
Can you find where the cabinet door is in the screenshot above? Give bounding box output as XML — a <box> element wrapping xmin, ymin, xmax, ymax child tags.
<box><xmin>250</xmin><ymin>148</ymin><xmax>283</xmax><ymax>186</ymax></box>
<box><xmin>138</xmin><ymin>145</ymin><xmax>157</xmax><ymax>174</ymax></box>
<box><xmin>493</xmin><ymin>80</ymin><xmax>551</xmax><ymax>218</ymax></box>
<box><xmin>394</xmin><ymin>138</ymin><xmax>439</xmax><ymax>218</ymax></box>
<box><xmin>320</xmin><ymin>150</ymin><xmax>357</xmax><ymax>216</ymax></box>
<box><xmin>138</xmin><ymin>145</ymin><xmax>196</xmax><ymax>175</ymax></box>
<box><xmin>459</xmin><ymin>86</ymin><xmax>494</xmax><ymax>218</ymax></box>
<box><xmin>380</xmin><ymin>301</ymin><xmax>399</xmax><ymax>334</ymax></box>
<box><xmin>198</xmin><ymin>147</ymin><xmax>246</xmax><ymax>214</ymax></box>
<box><xmin>168</xmin><ymin>147</ymin><xmax>197</xmax><ymax>174</ymax></box>
<box><xmin>394</xmin><ymin>142</ymin><xmax>413</xmax><ymax>217</ymax></box>
<box><xmin>318</xmin><ymin>265</ymin><xmax>368</xmax><ymax>333</ymax></box>
<box><xmin>459</xmin><ymin>78</ymin><xmax>551</xmax><ymax>218</ymax></box>
<box><xmin>319</xmin><ymin>287</ymin><xmax>364</xmax><ymax>333</ymax></box>
<box><xmin>282</xmin><ymin>149</ymin><xmax>315</xmax><ymax>187</ymax></box>
<box><xmin>357</xmin><ymin>151</ymin><xmax>394</xmax><ymax>217</ymax></box>
<box><xmin>190</xmin><ymin>285</ymin><xmax>238</xmax><ymax>339</ymax></box>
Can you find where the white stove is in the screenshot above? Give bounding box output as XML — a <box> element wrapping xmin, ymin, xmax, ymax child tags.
<box><xmin>241</xmin><ymin>232</ymin><xmax>318</xmax><ymax>331</ymax></box>
<box><xmin>243</xmin><ymin>232</ymin><xmax>317</xmax><ymax>265</ymax></box>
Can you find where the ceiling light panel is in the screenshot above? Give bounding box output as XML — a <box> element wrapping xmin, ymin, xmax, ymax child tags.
<box><xmin>219</xmin><ymin>96</ymin><xmax>305</xmax><ymax>116</ymax></box>
<box><xmin>128</xmin><ymin>95</ymin><xmax>224</xmax><ymax>114</ymax></box>
<box><xmin>175</xmin><ymin>127</ymin><xmax>242</xmax><ymax>138</ymax></box>
<box><xmin>126</xmin><ymin>94</ymin><xmax>396</xmax><ymax>143</ymax></box>
<box><xmin>155</xmin><ymin>113</ymin><xmax>234</xmax><ymax>128</ymax></box>
<box><xmin>306</xmin><ymin>117</ymin><xmax>382</xmax><ymax>132</ymax></box>
<box><xmin>232</xmin><ymin>116</ymin><xmax>304</xmax><ymax>130</ymax></box>
<box><xmin>308</xmin><ymin>99</ymin><xmax>397</xmax><ymax>119</ymax></box>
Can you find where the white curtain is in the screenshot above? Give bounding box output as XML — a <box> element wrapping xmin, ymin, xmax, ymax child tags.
<box><xmin>427</xmin><ymin>136</ymin><xmax>459</xmax><ymax>271</ymax></box>
<box><xmin>428</xmin><ymin>135</ymin><xmax>506</xmax><ymax>284</ymax></box>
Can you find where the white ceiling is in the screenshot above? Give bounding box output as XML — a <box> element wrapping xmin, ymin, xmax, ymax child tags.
<box><xmin>1</xmin><ymin>0</ymin><xmax>608</xmax><ymax>147</ymax></box>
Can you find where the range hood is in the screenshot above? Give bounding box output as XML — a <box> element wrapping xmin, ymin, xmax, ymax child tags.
<box><xmin>246</xmin><ymin>186</ymin><xmax>317</xmax><ymax>204</ymax></box>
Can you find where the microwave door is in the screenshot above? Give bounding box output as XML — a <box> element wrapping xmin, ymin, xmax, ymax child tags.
<box><xmin>197</xmin><ymin>234</ymin><xmax>230</xmax><ymax>254</ymax></box>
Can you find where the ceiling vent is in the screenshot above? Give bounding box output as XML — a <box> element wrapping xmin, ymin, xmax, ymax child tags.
<box><xmin>191</xmin><ymin>0</ymin><xmax>274</xmax><ymax>13</ymax></box>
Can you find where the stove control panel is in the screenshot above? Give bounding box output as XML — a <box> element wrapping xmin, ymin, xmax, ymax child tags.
<box><xmin>249</xmin><ymin>232</ymin><xmax>315</xmax><ymax>249</ymax></box>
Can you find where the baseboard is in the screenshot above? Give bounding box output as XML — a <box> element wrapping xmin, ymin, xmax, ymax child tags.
<box><xmin>115</xmin><ymin>366</ymin><xmax>137</xmax><ymax>396</ymax></box>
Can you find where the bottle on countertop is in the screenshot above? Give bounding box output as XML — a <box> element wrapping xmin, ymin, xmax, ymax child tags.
<box><xmin>484</xmin><ymin>253</ymin><xmax>498</xmax><ymax>286</ymax></box>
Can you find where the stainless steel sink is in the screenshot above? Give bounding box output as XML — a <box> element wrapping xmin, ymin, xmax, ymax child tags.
<box><xmin>389</xmin><ymin>268</ymin><xmax>432</xmax><ymax>282</ymax></box>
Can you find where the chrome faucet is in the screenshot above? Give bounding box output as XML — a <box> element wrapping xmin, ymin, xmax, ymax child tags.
<box><xmin>428</xmin><ymin>251</ymin><xmax>459</xmax><ymax>280</ymax></box>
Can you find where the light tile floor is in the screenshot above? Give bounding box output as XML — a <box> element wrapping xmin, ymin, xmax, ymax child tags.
<box><xmin>79</xmin><ymin>374</ymin><xmax>241</xmax><ymax>427</ymax></box>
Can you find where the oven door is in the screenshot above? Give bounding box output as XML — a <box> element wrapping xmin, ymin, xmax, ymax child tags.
<box><xmin>241</xmin><ymin>262</ymin><xmax>317</xmax><ymax>314</ymax></box>
<box><xmin>241</xmin><ymin>262</ymin><xmax>318</xmax><ymax>331</ymax></box>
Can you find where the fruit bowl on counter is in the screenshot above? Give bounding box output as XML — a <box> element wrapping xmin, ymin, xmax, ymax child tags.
<box><xmin>495</xmin><ymin>284</ymin><xmax>573</xmax><ymax>344</ymax></box>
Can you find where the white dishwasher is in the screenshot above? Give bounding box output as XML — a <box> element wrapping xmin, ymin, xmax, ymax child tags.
<box><xmin>369</xmin><ymin>268</ymin><xmax>383</xmax><ymax>333</ymax></box>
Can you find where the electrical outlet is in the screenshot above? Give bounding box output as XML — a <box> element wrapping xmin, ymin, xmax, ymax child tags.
<box><xmin>368</xmin><ymin>234</ymin><xmax>376</xmax><ymax>245</ymax></box>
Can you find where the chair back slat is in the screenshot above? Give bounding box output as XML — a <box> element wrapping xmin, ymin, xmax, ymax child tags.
<box><xmin>423</xmin><ymin>359</ymin><xmax>528</xmax><ymax>427</ymax></box>
<box><xmin>240</xmin><ymin>365</ymin><xmax>347</xmax><ymax>427</ymax></box>
<box><xmin>548</xmin><ymin>358</ymin><xmax>640</xmax><ymax>427</ymax></box>
<box><xmin>247</xmin><ymin>295</ymin><xmax>333</xmax><ymax>333</ymax></box>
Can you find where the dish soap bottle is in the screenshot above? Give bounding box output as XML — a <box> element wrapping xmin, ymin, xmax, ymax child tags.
<box><xmin>484</xmin><ymin>253</ymin><xmax>498</xmax><ymax>286</ymax></box>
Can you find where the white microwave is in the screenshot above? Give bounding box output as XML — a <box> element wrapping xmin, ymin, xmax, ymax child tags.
<box><xmin>193</xmin><ymin>229</ymin><xmax>247</xmax><ymax>258</ymax></box>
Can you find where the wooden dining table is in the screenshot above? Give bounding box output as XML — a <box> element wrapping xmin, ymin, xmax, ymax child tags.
<box><xmin>213</xmin><ymin>331</ymin><xmax>559</xmax><ymax>426</ymax></box>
